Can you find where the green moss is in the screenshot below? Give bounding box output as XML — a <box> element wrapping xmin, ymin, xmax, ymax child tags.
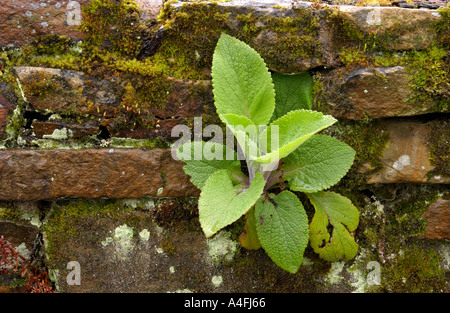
<box><xmin>404</xmin><ymin>46</ymin><xmax>449</xmax><ymax>111</ymax></box>
<box><xmin>0</xmin><ymin>203</ymin><xmax>21</xmax><ymax>221</ymax></box>
<box><xmin>433</xmin><ymin>7</ymin><xmax>450</xmax><ymax>48</ymax></box>
<box><xmin>42</xmin><ymin>199</ymin><xmax>136</xmax><ymax>266</ymax></box>
<box><xmin>387</xmin><ymin>186</ymin><xmax>440</xmax><ymax>239</ymax></box>
<box><xmin>261</xmin><ymin>10</ymin><xmax>322</xmax><ymax>69</ymax></box>
<box><xmin>109</xmin><ymin>137</ymin><xmax>170</xmax><ymax>149</ymax></box>
<box><xmin>154</xmin><ymin>1</ymin><xmax>230</xmax><ymax>80</ymax></box>
<box><xmin>380</xmin><ymin>245</ymin><xmax>446</xmax><ymax>293</ymax></box>
<box><xmin>25</xmin><ymin>35</ymin><xmax>75</xmax><ymax>56</ymax></box>
<box><xmin>0</xmin><ymin>273</ymin><xmax>27</xmax><ymax>289</ymax></box>
<box><xmin>160</xmin><ymin>234</ymin><xmax>177</xmax><ymax>255</ymax></box>
<box><xmin>80</xmin><ymin>0</ymin><xmax>146</xmax><ymax>58</ymax></box>
<box><xmin>20</xmin><ymin>71</ymin><xmax>60</xmax><ymax>101</ymax></box>
<box><xmin>427</xmin><ymin>120</ymin><xmax>450</xmax><ymax>178</ymax></box>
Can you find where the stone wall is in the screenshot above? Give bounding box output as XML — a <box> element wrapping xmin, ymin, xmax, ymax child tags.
<box><xmin>0</xmin><ymin>0</ymin><xmax>449</xmax><ymax>293</ymax></box>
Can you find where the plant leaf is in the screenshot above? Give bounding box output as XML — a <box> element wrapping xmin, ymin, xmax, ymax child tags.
<box><xmin>283</xmin><ymin>134</ymin><xmax>355</xmax><ymax>193</ymax></box>
<box><xmin>199</xmin><ymin>170</ymin><xmax>265</xmax><ymax>238</ymax></box>
<box><xmin>238</xmin><ymin>207</ymin><xmax>262</xmax><ymax>250</ymax></box>
<box><xmin>307</xmin><ymin>191</ymin><xmax>359</xmax><ymax>262</ymax></box>
<box><xmin>220</xmin><ymin>113</ymin><xmax>260</xmax><ymax>162</ymax></box>
<box><xmin>271</xmin><ymin>72</ymin><xmax>313</xmax><ymax>121</ymax></box>
<box><xmin>257</xmin><ymin>110</ymin><xmax>337</xmax><ymax>163</ymax></box>
<box><xmin>176</xmin><ymin>141</ymin><xmax>244</xmax><ymax>190</ymax></box>
<box><xmin>254</xmin><ymin>190</ymin><xmax>309</xmax><ymax>273</ymax></box>
<box><xmin>212</xmin><ymin>33</ymin><xmax>275</xmax><ymax>126</ymax></box>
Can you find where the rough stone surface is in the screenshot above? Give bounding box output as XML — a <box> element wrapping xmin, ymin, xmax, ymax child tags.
<box><xmin>31</xmin><ymin>120</ymin><xmax>100</xmax><ymax>139</ymax></box>
<box><xmin>0</xmin><ymin>0</ymin><xmax>90</xmax><ymax>47</ymax></box>
<box><xmin>322</xmin><ymin>66</ymin><xmax>440</xmax><ymax>119</ymax></box>
<box><xmin>0</xmin><ymin>94</ymin><xmax>14</xmax><ymax>138</ymax></box>
<box><xmin>0</xmin><ymin>148</ymin><xmax>199</xmax><ymax>201</ymax></box>
<box><xmin>423</xmin><ymin>199</ymin><xmax>450</xmax><ymax>239</ymax></box>
<box><xmin>336</xmin><ymin>5</ymin><xmax>442</xmax><ymax>50</ymax></box>
<box><xmin>0</xmin><ymin>202</ymin><xmax>41</xmax><ymax>262</ymax></box>
<box><xmin>13</xmin><ymin>67</ymin><xmax>213</xmax><ymax>140</ymax></box>
<box><xmin>14</xmin><ymin>66</ymin><xmax>121</xmax><ymax>117</ymax></box>
<box><xmin>0</xmin><ymin>0</ymin><xmax>163</xmax><ymax>47</ymax></box>
<box><xmin>40</xmin><ymin>200</ymin><xmax>354</xmax><ymax>293</ymax></box>
<box><xmin>367</xmin><ymin>120</ymin><xmax>449</xmax><ymax>184</ymax></box>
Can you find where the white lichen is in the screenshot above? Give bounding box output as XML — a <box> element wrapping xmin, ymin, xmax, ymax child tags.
<box><xmin>139</xmin><ymin>229</ymin><xmax>150</xmax><ymax>241</ymax></box>
<box><xmin>101</xmin><ymin>224</ymin><xmax>135</xmax><ymax>260</ymax></box>
<box><xmin>42</xmin><ymin>127</ymin><xmax>73</xmax><ymax>140</ymax></box>
<box><xmin>326</xmin><ymin>261</ymin><xmax>345</xmax><ymax>285</ymax></box>
<box><xmin>392</xmin><ymin>154</ymin><xmax>410</xmax><ymax>171</ymax></box>
<box><xmin>206</xmin><ymin>231</ymin><xmax>238</xmax><ymax>265</ymax></box>
<box><xmin>211</xmin><ymin>275</ymin><xmax>223</xmax><ymax>287</ymax></box>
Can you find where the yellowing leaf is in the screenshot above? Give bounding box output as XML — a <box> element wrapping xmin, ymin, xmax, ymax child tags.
<box><xmin>307</xmin><ymin>191</ymin><xmax>359</xmax><ymax>262</ymax></box>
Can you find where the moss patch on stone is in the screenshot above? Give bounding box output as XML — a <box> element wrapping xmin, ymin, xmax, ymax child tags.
<box><xmin>427</xmin><ymin>119</ymin><xmax>450</xmax><ymax>178</ymax></box>
<box><xmin>380</xmin><ymin>245</ymin><xmax>446</xmax><ymax>293</ymax></box>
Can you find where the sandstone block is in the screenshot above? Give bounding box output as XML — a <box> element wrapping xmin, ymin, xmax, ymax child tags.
<box><xmin>320</xmin><ymin>66</ymin><xmax>443</xmax><ymax>119</ymax></box>
<box><xmin>0</xmin><ymin>0</ymin><xmax>163</xmax><ymax>47</ymax></box>
<box><xmin>0</xmin><ymin>148</ymin><xmax>199</xmax><ymax>201</ymax></box>
<box><xmin>423</xmin><ymin>199</ymin><xmax>450</xmax><ymax>239</ymax></box>
<box><xmin>366</xmin><ymin>120</ymin><xmax>449</xmax><ymax>184</ymax></box>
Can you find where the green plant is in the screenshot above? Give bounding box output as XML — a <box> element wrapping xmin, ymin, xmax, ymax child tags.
<box><xmin>175</xmin><ymin>34</ymin><xmax>358</xmax><ymax>273</ymax></box>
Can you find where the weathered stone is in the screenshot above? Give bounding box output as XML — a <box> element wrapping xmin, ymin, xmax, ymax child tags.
<box><xmin>321</xmin><ymin>66</ymin><xmax>441</xmax><ymax>119</ymax></box>
<box><xmin>0</xmin><ymin>0</ymin><xmax>163</xmax><ymax>47</ymax></box>
<box><xmin>161</xmin><ymin>1</ymin><xmax>445</xmax><ymax>74</ymax></box>
<box><xmin>423</xmin><ymin>199</ymin><xmax>450</xmax><ymax>239</ymax></box>
<box><xmin>0</xmin><ymin>95</ymin><xmax>14</xmax><ymax>138</ymax></box>
<box><xmin>0</xmin><ymin>148</ymin><xmax>199</xmax><ymax>201</ymax></box>
<box><xmin>13</xmin><ymin>66</ymin><xmax>121</xmax><ymax>118</ymax></box>
<box><xmin>41</xmin><ymin>199</ymin><xmax>356</xmax><ymax>293</ymax></box>
<box><xmin>13</xmin><ymin>67</ymin><xmax>214</xmax><ymax>141</ymax></box>
<box><xmin>0</xmin><ymin>202</ymin><xmax>41</xmax><ymax>262</ymax></box>
<box><xmin>0</xmin><ymin>0</ymin><xmax>89</xmax><ymax>47</ymax></box>
<box><xmin>31</xmin><ymin>119</ymin><xmax>99</xmax><ymax>139</ymax></box>
<box><xmin>366</xmin><ymin>120</ymin><xmax>449</xmax><ymax>184</ymax></box>
<box><xmin>136</xmin><ymin>0</ymin><xmax>164</xmax><ymax>20</ymax></box>
<box><xmin>335</xmin><ymin>5</ymin><xmax>442</xmax><ymax>50</ymax></box>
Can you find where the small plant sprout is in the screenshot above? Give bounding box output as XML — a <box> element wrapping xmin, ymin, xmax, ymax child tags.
<box><xmin>174</xmin><ymin>34</ymin><xmax>359</xmax><ymax>273</ymax></box>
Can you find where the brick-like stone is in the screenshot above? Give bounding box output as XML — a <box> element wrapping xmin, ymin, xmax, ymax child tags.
<box><xmin>31</xmin><ymin>120</ymin><xmax>100</xmax><ymax>139</ymax></box>
<box><xmin>13</xmin><ymin>67</ymin><xmax>213</xmax><ymax>140</ymax></box>
<box><xmin>0</xmin><ymin>0</ymin><xmax>89</xmax><ymax>47</ymax></box>
<box><xmin>320</xmin><ymin>66</ymin><xmax>441</xmax><ymax>119</ymax></box>
<box><xmin>0</xmin><ymin>148</ymin><xmax>199</xmax><ymax>201</ymax></box>
<box><xmin>367</xmin><ymin>120</ymin><xmax>449</xmax><ymax>184</ymax></box>
<box><xmin>0</xmin><ymin>0</ymin><xmax>163</xmax><ymax>47</ymax></box>
<box><xmin>0</xmin><ymin>202</ymin><xmax>41</xmax><ymax>261</ymax></box>
<box><xmin>423</xmin><ymin>199</ymin><xmax>450</xmax><ymax>239</ymax></box>
<box><xmin>336</xmin><ymin>5</ymin><xmax>442</xmax><ymax>50</ymax></box>
<box><xmin>0</xmin><ymin>94</ymin><xmax>14</xmax><ymax>138</ymax></box>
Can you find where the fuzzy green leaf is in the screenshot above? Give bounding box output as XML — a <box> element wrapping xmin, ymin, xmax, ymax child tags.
<box><xmin>283</xmin><ymin>135</ymin><xmax>355</xmax><ymax>193</ymax></box>
<box><xmin>257</xmin><ymin>110</ymin><xmax>337</xmax><ymax>163</ymax></box>
<box><xmin>271</xmin><ymin>72</ymin><xmax>313</xmax><ymax>121</ymax></box>
<box><xmin>199</xmin><ymin>170</ymin><xmax>265</xmax><ymax>238</ymax></box>
<box><xmin>176</xmin><ymin>141</ymin><xmax>244</xmax><ymax>190</ymax></box>
<box><xmin>307</xmin><ymin>191</ymin><xmax>359</xmax><ymax>262</ymax></box>
<box><xmin>212</xmin><ymin>33</ymin><xmax>275</xmax><ymax>126</ymax></box>
<box><xmin>220</xmin><ymin>113</ymin><xmax>260</xmax><ymax>162</ymax></box>
<box><xmin>255</xmin><ymin>190</ymin><xmax>309</xmax><ymax>273</ymax></box>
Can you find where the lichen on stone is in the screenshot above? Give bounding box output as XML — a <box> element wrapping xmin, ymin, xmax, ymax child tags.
<box><xmin>206</xmin><ymin>231</ymin><xmax>239</xmax><ymax>265</ymax></box>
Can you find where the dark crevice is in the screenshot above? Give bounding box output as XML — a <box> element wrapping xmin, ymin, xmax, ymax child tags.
<box><xmin>23</xmin><ymin>110</ymin><xmax>51</xmax><ymax>128</ymax></box>
<box><xmin>154</xmin><ymin>115</ymin><xmax>182</xmax><ymax>121</ymax></box>
<box><xmin>97</xmin><ymin>125</ymin><xmax>111</xmax><ymax>140</ymax></box>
